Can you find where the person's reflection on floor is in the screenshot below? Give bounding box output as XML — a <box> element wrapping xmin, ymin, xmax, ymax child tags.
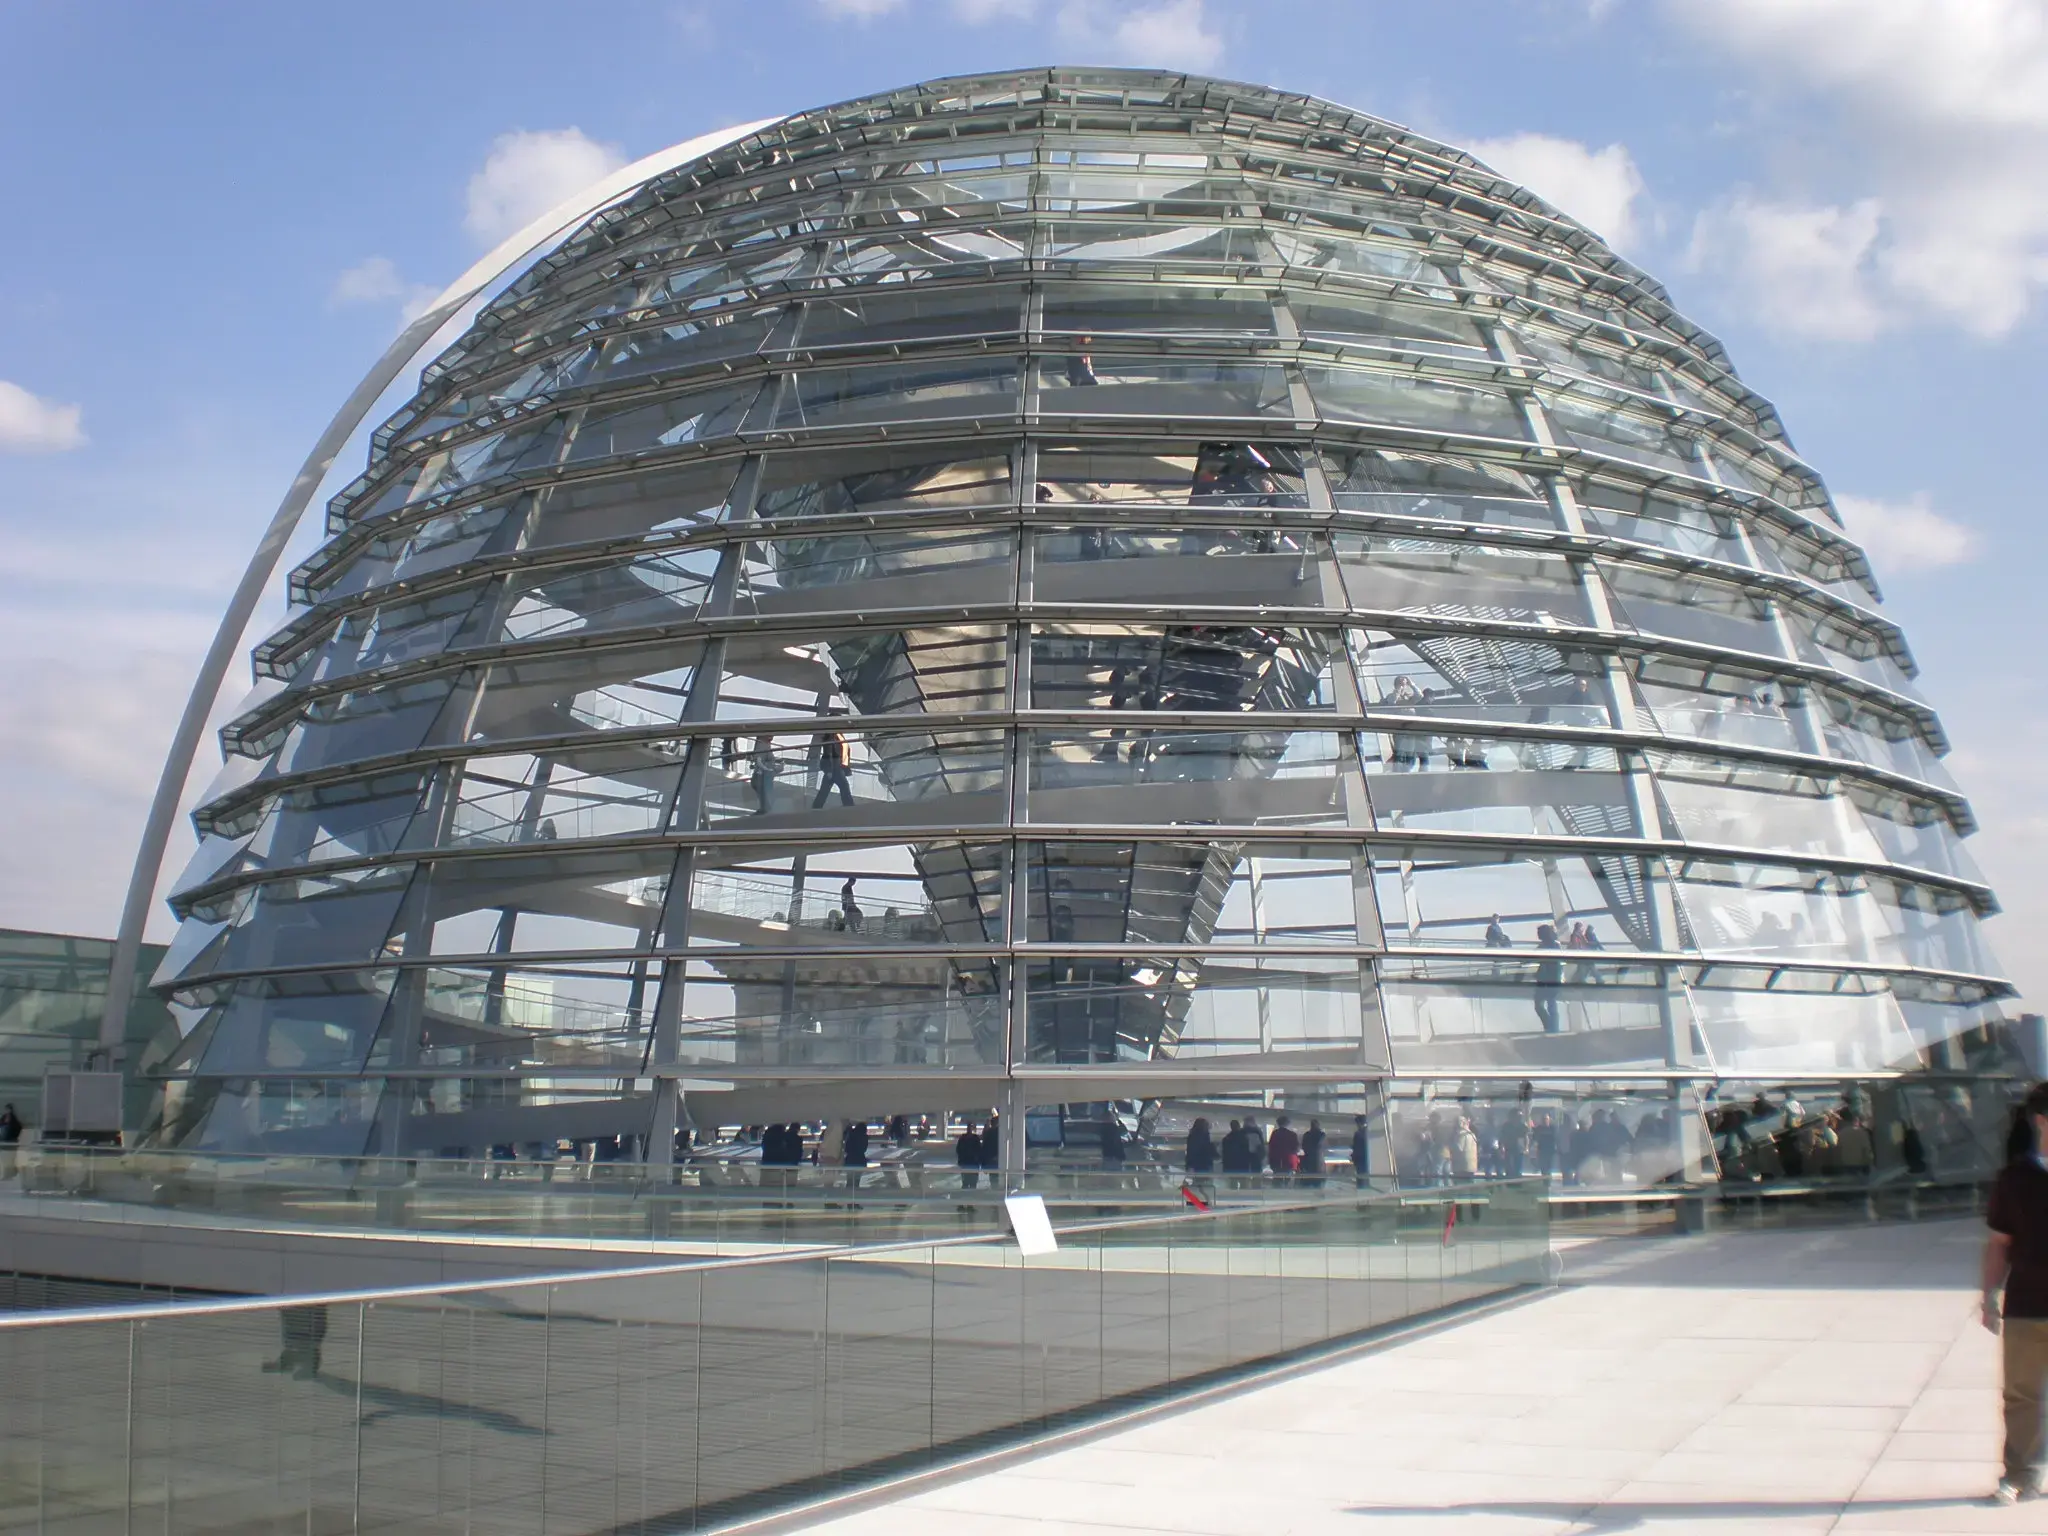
<box><xmin>749</xmin><ymin>735</ymin><xmax>776</xmax><ymax>816</ymax></box>
<box><xmin>1534</xmin><ymin>923</ymin><xmax>1562</xmax><ymax>1033</ymax></box>
<box><xmin>263</xmin><ymin>1305</ymin><xmax>329</xmax><ymax>1381</ymax></box>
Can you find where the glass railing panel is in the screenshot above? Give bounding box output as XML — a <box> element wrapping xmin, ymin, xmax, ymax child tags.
<box><xmin>1022</xmin><ymin>1233</ymin><xmax>1105</xmax><ymax>1423</ymax></box>
<box><xmin>1166</xmin><ymin>1221</ymin><xmax>1233</xmax><ymax>1382</ymax></box>
<box><xmin>0</xmin><ymin>1185</ymin><xmax>1550</xmax><ymax>1534</ymax></box>
<box><xmin>694</xmin><ymin>1255</ymin><xmax>829</xmax><ymax>1512</ymax></box>
<box><xmin>1224</xmin><ymin>1226</ymin><xmax>1285</xmax><ymax>1369</ymax></box>
<box><xmin>356</xmin><ymin>1293</ymin><xmax>544</xmax><ymax>1536</ymax></box>
<box><xmin>1275</xmin><ymin>1206</ymin><xmax>1332</xmax><ymax>1353</ymax></box>
<box><xmin>142</xmin><ymin>1304</ymin><xmax>364</xmax><ymax>1534</ymax></box>
<box><xmin>1325</xmin><ymin>1203</ymin><xmax>1374</xmax><ymax>1337</ymax></box>
<box><xmin>821</xmin><ymin>1247</ymin><xmax>937</xmax><ymax>1485</ymax></box>
<box><xmin>0</xmin><ymin>1315</ymin><xmax>136</xmax><ymax>1531</ymax></box>
<box><xmin>565</xmin><ymin>1271</ymin><xmax>703</xmax><ymax>1532</ymax></box>
<box><xmin>931</xmin><ymin>1240</ymin><xmax>1025</xmax><ymax>1450</ymax></box>
<box><xmin>1099</xmin><ymin>1226</ymin><xmax>1174</xmax><ymax>1403</ymax></box>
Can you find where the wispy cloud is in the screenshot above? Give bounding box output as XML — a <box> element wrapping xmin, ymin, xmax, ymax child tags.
<box><xmin>1685</xmin><ymin>196</ymin><xmax>1888</xmax><ymax>342</ymax></box>
<box><xmin>1665</xmin><ymin>0</ymin><xmax>2048</xmax><ymax>339</ymax></box>
<box><xmin>0</xmin><ymin>380</ymin><xmax>86</xmax><ymax>454</ymax></box>
<box><xmin>1834</xmin><ymin>492</ymin><xmax>1983</xmax><ymax>572</ymax></box>
<box><xmin>952</xmin><ymin>0</ymin><xmax>1036</xmax><ymax>17</ymax></box>
<box><xmin>1467</xmin><ymin>133</ymin><xmax>1647</xmax><ymax>253</ymax></box>
<box><xmin>464</xmin><ymin>128</ymin><xmax>628</xmax><ymax>247</ymax></box>
<box><xmin>330</xmin><ymin>256</ymin><xmax>440</xmax><ymax>321</ymax></box>
<box><xmin>1056</xmin><ymin>0</ymin><xmax>1224</xmax><ymax>71</ymax></box>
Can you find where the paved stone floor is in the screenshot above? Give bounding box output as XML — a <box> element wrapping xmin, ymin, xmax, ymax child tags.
<box><xmin>808</xmin><ymin>1217</ymin><xmax>2046</xmax><ymax>1535</ymax></box>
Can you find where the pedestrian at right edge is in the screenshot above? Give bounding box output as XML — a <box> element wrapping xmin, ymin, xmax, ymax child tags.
<box><xmin>1985</xmin><ymin>1081</ymin><xmax>2048</xmax><ymax>1504</ymax></box>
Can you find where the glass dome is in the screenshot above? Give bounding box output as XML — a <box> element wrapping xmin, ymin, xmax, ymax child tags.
<box><xmin>147</xmin><ymin>68</ymin><xmax>2013</xmax><ymax>1171</ymax></box>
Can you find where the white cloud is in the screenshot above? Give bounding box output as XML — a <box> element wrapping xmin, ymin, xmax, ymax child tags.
<box><xmin>1945</xmin><ymin>708</ymin><xmax>2048</xmax><ymax>1013</ymax></box>
<box><xmin>952</xmin><ymin>0</ymin><xmax>1035</xmax><ymax>17</ymax></box>
<box><xmin>1686</xmin><ymin>195</ymin><xmax>1887</xmax><ymax>342</ymax></box>
<box><xmin>0</xmin><ymin>380</ymin><xmax>86</xmax><ymax>454</ymax></box>
<box><xmin>464</xmin><ymin>128</ymin><xmax>628</xmax><ymax>248</ymax></box>
<box><xmin>1665</xmin><ymin>0</ymin><xmax>2048</xmax><ymax>338</ymax></box>
<box><xmin>1466</xmin><ymin>133</ymin><xmax>1646</xmax><ymax>252</ymax></box>
<box><xmin>1056</xmin><ymin>0</ymin><xmax>1224</xmax><ymax>71</ymax></box>
<box><xmin>331</xmin><ymin>255</ymin><xmax>406</xmax><ymax>305</ymax></box>
<box><xmin>1834</xmin><ymin>492</ymin><xmax>1983</xmax><ymax>572</ymax></box>
<box><xmin>816</xmin><ymin>0</ymin><xmax>906</xmax><ymax>14</ymax></box>
<box><xmin>330</xmin><ymin>256</ymin><xmax>440</xmax><ymax>321</ymax></box>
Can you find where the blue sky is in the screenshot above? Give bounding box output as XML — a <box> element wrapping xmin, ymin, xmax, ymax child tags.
<box><xmin>1</xmin><ymin>0</ymin><xmax>2043</xmax><ymax>1005</ymax></box>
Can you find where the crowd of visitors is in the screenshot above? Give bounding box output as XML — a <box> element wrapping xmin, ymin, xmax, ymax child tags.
<box><xmin>1710</xmin><ymin>1094</ymin><xmax>1884</xmax><ymax>1182</ymax></box>
<box><xmin>1389</xmin><ymin>1103</ymin><xmax>1685</xmax><ymax>1186</ymax></box>
<box><xmin>456</xmin><ymin>1090</ymin><xmax>1950</xmax><ymax>1196</ymax></box>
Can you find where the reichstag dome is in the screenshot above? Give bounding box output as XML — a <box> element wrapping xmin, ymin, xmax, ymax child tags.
<box><xmin>144</xmin><ymin>68</ymin><xmax>2016</xmax><ymax>1176</ymax></box>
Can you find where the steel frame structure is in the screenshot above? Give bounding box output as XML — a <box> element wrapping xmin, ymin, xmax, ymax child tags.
<box><xmin>141</xmin><ymin>69</ymin><xmax>2014</xmax><ymax>1171</ymax></box>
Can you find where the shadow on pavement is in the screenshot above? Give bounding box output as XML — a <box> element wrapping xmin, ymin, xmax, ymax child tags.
<box><xmin>1347</xmin><ymin>1496</ymin><xmax>1993</xmax><ymax>1530</ymax></box>
<box><xmin>1555</xmin><ymin>1218</ymin><xmax>1982</xmax><ymax>1291</ymax></box>
<box><xmin>314</xmin><ymin>1372</ymin><xmax>547</xmax><ymax>1436</ymax></box>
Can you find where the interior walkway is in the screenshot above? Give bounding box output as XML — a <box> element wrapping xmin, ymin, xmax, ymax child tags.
<box><xmin>808</xmin><ymin>1217</ymin><xmax>2040</xmax><ymax>1535</ymax></box>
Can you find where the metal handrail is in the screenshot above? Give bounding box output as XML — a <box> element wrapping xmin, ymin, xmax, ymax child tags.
<box><xmin>0</xmin><ymin>1177</ymin><xmax>1531</xmax><ymax>1332</ymax></box>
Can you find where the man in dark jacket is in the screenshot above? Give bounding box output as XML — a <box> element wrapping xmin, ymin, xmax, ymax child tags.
<box><xmin>1267</xmin><ymin>1115</ymin><xmax>1301</xmax><ymax>1178</ymax></box>
<box><xmin>1300</xmin><ymin>1120</ymin><xmax>1327</xmax><ymax>1187</ymax></box>
<box><xmin>955</xmin><ymin>1124</ymin><xmax>982</xmax><ymax>1190</ymax></box>
<box><xmin>1220</xmin><ymin>1119</ymin><xmax>1249</xmax><ymax>1176</ymax></box>
<box><xmin>1987</xmin><ymin>1082</ymin><xmax>2048</xmax><ymax>1503</ymax></box>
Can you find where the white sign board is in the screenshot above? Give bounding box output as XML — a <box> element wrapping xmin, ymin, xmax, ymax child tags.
<box><xmin>1002</xmin><ymin>1192</ymin><xmax>1059</xmax><ymax>1256</ymax></box>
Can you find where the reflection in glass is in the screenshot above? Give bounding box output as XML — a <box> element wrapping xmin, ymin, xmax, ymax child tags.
<box><xmin>1026</xmin><ymin>955</ymin><xmax>1368</xmax><ymax>1064</ymax></box>
<box><xmin>751</xmin><ymin>445</ymin><xmax>1011</xmax><ymax>521</ymax></box>
<box><xmin>682</xmin><ymin>844</ymin><xmax>1004</xmax><ymax>949</ymax></box>
<box><xmin>1038</xmin><ymin>356</ymin><xmax>1294</xmax><ymax>420</ymax></box>
<box><xmin>1363</xmin><ymin>735</ymin><xmax>1633</xmax><ymax>840</ymax></box>
<box><xmin>674</xmin><ymin>956</ymin><xmax>1002</xmax><ymax>1069</ymax></box>
<box><xmin>1572</xmin><ymin>479</ymin><xmax>1751</xmax><ymax>564</ymax></box>
<box><xmin>1690</xmin><ymin>968</ymin><xmax>1917</xmax><ymax>1076</ymax></box>
<box><xmin>1374</xmin><ymin>844</ymin><xmax>1658</xmax><ymax>952</ymax></box>
<box><xmin>1028</xmin><ymin>840</ymin><xmax>1362</xmax><ymax>947</ymax></box>
<box><xmin>1028</xmin><ymin>728</ymin><xmax>1362</xmax><ymax>828</ymax></box>
<box><xmin>1630</xmin><ymin>656</ymin><xmax>1804</xmax><ymax>755</ymax></box>
<box><xmin>1649</xmin><ymin>752</ymin><xmax>1884</xmax><ymax>865</ymax></box>
<box><xmin>1303</xmin><ymin>365</ymin><xmax>1527</xmax><ymax>439</ymax></box>
<box><xmin>1380</xmin><ymin>957</ymin><xmax>1696</xmax><ymax>1072</ymax></box>
<box><xmin>1604</xmin><ymin>563</ymin><xmax>1783</xmax><ymax>656</ymax></box>
<box><xmin>1032</xmin><ymin>625</ymin><xmax>1340</xmax><ymax>714</ymax></box>
<box><xmin>1034</xmin><ymin>525</ymin><xmax>1321</xmax><ymax>607</ymax></box>
<box><xmin>715</xmin><ymin>626</ymin><xmax>1007</xmax><ymax>721</ymax></box>
<box><xmin>774</xmin><ymin>359</ymin><xmax>1019</xmax><ymax>429</ymax></box>
<box><xmin>697</xmin><ymin>728</ymin><xmax>1006</xmax><ymax>828</ymax></box>
<box><xmin>1035</xmin><ymin>440</ymin><xmax>1307</xmax><ymax>507</ymax></box>
<box><xmin>1335</xmin><ymin>534</ymin><xmax>1589</xmax><ymax>626</ymax></box>
<box><xmin>737</xmin><ymin>529</ymin><xmax>1015</xmax><ymax>616</ymax></box>
<box><xmin>1350</xmin><ymin>632</ymin><xmax>1612</xmax><ymax>733</ymax></box>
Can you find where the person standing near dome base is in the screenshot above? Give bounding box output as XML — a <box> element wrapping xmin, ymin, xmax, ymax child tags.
<box><xmin>1984</xmin><ymin>1081</ymin><xmax>2048</xmax><ymax>1503</ymax></box>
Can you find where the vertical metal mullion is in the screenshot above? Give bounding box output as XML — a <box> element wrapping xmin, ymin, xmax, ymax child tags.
<box><xmin>352</xmin><ymin>1304</ymin><xmax>366</xmax><ymax>1534</ymax></box>
<box><xmin>642</xmin><ymin>546</ymin><xmax>741</xmax><ymax>1165</ymax></box>
<box><xmin>122</xmin><ymin>1319</ymin><xmax>136</xmax><ymax>1536</ymax></box>
<box><xmin>1001</xmin><ymin>490</ymin><xmax>1033</xmax><ymax>1173</ymax></box>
